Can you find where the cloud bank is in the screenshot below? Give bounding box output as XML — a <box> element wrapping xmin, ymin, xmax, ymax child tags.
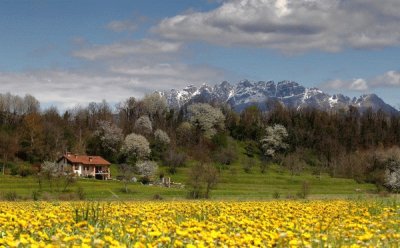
<box><xmin>154</xmin><ymin>0</ymin><xmax>400</xmax><ymax>53</ymax></box>
<box><xmin>0</xmin><ymin>63</ymin><xmax>225</xmax><ymax>111</ymax></box>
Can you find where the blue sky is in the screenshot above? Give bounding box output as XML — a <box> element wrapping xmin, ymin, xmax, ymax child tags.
<box><xmin>0</xmin><ymin>0</ymin><xmax>399</xmax><ymax>110</ymax></box>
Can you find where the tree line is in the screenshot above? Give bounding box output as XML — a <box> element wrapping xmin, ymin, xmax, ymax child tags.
<box><xmin>1</xmin><ymin>92</ymin><xmax>400</xmax><ymax>192</ymax></box>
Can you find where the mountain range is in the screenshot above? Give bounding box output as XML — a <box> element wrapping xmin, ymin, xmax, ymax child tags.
<box><xmin>159</xmin><ymin>80</ymin><xmax>398</xmax><ymax>114</ymax></box>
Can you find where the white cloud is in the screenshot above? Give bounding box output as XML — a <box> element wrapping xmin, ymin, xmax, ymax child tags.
<box><xmin>350</xmin><ymin>78</ymin><xmax>368</xmax><ymax>91</ymax></box>
<box><xmin>275</xmin><ymin>0</ymin><xmax>291</xmax><ymax>17</ymax></box>
<box><xmin>73</xmin><ymin>39</ymin><xmax>182</xmax><ymax>60</ymax></box>
<box><xmin>372</xmin><ymin>70</ymin><xmax>400</xmax><ymax>87</ymax></box>
<box><xmin>0</xmin><ymin>71</ymin><xmax>139</xmax><ymax>109</ymax></box>
<box><xmin>153</xmin><ymin>0</ymin><xmax>400</xmax><ymax>53</ymax></box>
<box><xmin>322</xmin><ymin>79</ymin><xmax>360</xmax><ymax>91</ymax></box>
<box><xmin>110</xmin><ymin>63</ymin><xmax>223</xmax><ymax>81</ymax></box>
<box><xmin>322</xmin><ymin>70</ymin><xmax>400</xmax><ymax>91</ymax></box>
<box><xmin>0</xmin><ymin>63</ymin><xmax>225</xmax><ymax>111</ymax></box>
<box><xmin>106</xmin><ymin>20</ymin><xmax>137</xmax><ymax>32</ymax></box>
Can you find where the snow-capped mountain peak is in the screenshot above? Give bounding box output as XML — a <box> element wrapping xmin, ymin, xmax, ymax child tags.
<box><xmin>161</xmin><ymin>80</ymin><xmax>397</xmax><ymax>114</ymax></box>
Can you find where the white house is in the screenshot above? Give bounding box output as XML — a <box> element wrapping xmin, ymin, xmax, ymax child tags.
<box><xmin>57</xmin><ymin>153</ymin><xmax>111</xmax><ymax>180</ymax></box>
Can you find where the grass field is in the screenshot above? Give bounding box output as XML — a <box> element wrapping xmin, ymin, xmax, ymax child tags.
<box><xmin>0</xmin><ymin>137</ymin><xmax>382</xmax><ymax>201</ymax></box>
<box><xmin>0</xmin><ymin>161</ymin><xmax>377</xmax><ymax>201</ymax></box>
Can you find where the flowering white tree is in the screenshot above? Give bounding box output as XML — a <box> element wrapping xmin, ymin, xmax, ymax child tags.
<box><xmin>122</xmin><ymin>133</ymin><xmax>151</xmax><ymax>161</ymax></box>
<box><xmin>385</xmin><ymin>164</ymin><xmax>400</xmax><ymax>192</ymax></box>
<box><xmin>40</xmin><ymin>161</ymin><xmax>61</xmax><ymax>177</ymax></box>
<box><xmin>187</xmin><ymin>103</ymin><xmax>225</xmax><ymax>138</ymax></box>
<box><xmin>373</xmin><ymin>147</ymin><xmax>400</xmax><ymax>192</ymax></box>
<box><xmin>95</xmin><ymin>120</ymin><xmax>124</xmax><ymax>154</ymax></box>
<box><xmin>154</xmin><ymin>129</ymin><xmax>170</xmax><ymax>146</ymax></box>
<box><xmin>134</xmin><ymin>115</ymin><xmax>153</xmax><ymax>135</ymax></box>
<box><xmin>135</xmin><ymin>160</ymin><xmax>158</xmax><ymax>178</ymax></box>
<box><xmin>260</xmin><ymin>124</ymin><xmax>289</xmax><ymax>159</ymax></box>
<box><xmin>39</xmin><ymin>161</ymin><xmax>75</xmax><ymax>192</ymax></box>
<box><xmin>142</xmin><ymin>93</ymin><xmax>168</xmax><ymax>120</ymax></box>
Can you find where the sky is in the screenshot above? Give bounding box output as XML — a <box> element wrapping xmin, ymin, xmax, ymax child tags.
<box><xmin>1</xmin><ymin>0</ymin><xmax>400</xmax><ymax>110</ymax></box>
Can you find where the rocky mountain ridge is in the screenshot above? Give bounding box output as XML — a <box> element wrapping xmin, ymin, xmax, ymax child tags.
<box><xmin>159</xmin><ymin>80</ymin><xmax>398</xmax><ymax>114</ymax></box>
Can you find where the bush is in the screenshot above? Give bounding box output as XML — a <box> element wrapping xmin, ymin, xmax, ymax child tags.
<box><xmin>260</xmin><ymin>159</ymin><xmax>269</xmax><ymax>174</ymax></box>
<box><xmin>152</xmin><ymin>194</ymin><xmax>163</xmax><ymax>200</ymax></box>
<box><xmin>11</xmin><ymin>164</ymin><xmax>34</xmax><ymax>177</ymax></box>
<box><xmin>282</xmin><ymin>152</ymin><xmax>306</xmax><ymax>176</ymax></box>
<box><xmin>243</xmin><ymin>140</ymin><xmax>260</xmax><ymax>158</ymax></box>
<box><xmin>214</xmin><ymin>147</ymin><xmax>237</xmax><ymax>169</ymax></box>
<box><xmin>140</xmin><ymin>176</ymin><xmax>151</xmax><ymax>185</ymax></box>
<box><xmin>32</xmin><ymin>190</ymin><xmax>40</xmax><ymax>201</ymax></box>
<box><xmin>58</xmin><ymin>193</ymin><xmax>77</xmax><ymax>201</ymax></box>
<box><xmin>163</xmin><ymin>150</ymin><xmax>187</xmax><ymax>174</ymax></box>
<box><xmin>76</xmin><ymin>186</ymin><xmax>86</xmax><ymax>200</ymax></box>
<box><xmin>212</xmin><ymin>132</ymin><xmax>228</xmax><ymax>148</ymax></box>
<box><xmin>243</xmin><ymin>157</ymin><xmax>256</xmax><ymax>174</ymax></box>
<box><xmin>4</xmin><ymin>191</ymin><xmax>18</xmax><ymax>201</ymax></box>
<box><xmin>272</xmin><ymin>191</ymin><xmax>281</xmax><ymax>199</ymax></box>
<box><xmin>297</xmin><ymin>181</ymin><xmax>310</xmax><ymax>199</ymax></box>
<box><xmin>187</xmin><ymin>163</ymin><xmax>219</xmax><ymax>199</ymax></box>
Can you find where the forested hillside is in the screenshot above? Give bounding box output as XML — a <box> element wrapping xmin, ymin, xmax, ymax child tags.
<box><xmin>1</xmin><ymin>92</ymin><xmax>400</xmax><ymax>193</ymax></box>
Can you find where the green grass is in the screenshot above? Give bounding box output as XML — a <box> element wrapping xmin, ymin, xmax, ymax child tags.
<box><xmin>0</xmin><ymin>162</ymin><xmax>377</xmax><ymax>201</ymax></box>
<box><xmin>169</xmin><ymin>164</ymin><xmax>376</xmax><ymax>200</ymax></box>
<box><xmin>0</xmin><ymin>141</ymin><xmax>379</xmax><ymax>201</ymax></box>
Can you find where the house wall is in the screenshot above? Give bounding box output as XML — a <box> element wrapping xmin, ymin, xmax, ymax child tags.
<box><xmin>57</xmin><ymin>156</ymin><xmax>111</xmax><ymax>179</ymax></box>
<box><xmin>82</xmin><ymin>165</ymin><xmax>96</xmax><ymax>177</ymax></box>
<box><xmin>73</xmin><ymin>163</ymin><xmax>82</xmax><ymax>176</ymax></box>
<box><xmin>57</xmin><ymin>159</ymin><xmax>82</xmax><ymax>176</ymax></box>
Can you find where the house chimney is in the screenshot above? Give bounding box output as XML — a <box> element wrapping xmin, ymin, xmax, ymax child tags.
<box><xmin>89</xmin><ymin>157</ymin><xmax>93</xmax><ymax>162</ymax></box>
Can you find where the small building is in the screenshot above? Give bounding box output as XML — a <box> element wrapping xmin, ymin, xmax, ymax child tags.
<box><xmin>57</xmin><ymin>153</ymin><xmax>111</xmax><ymax>180</ymax></box>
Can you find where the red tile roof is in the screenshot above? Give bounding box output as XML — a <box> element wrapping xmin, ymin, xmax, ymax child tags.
<box><xmin>59</xmin><ymin>154</ymin><xmax>111</xmax><ymax>166</ymax></box>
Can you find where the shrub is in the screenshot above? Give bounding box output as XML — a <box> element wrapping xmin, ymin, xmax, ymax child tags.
<box><xmin>243</xmin><ymin>157</ymin><xmax>256</xmax><ymax>174</ymax></box>
<box><xmin>297</xmin><ymin>181</ymin><xmax>310</xmax><ymax>199</ymax></box>
<box><xmin>163</xmin><ymin>150</ymin><xmax>187</xmax><ymax>174</ymax></box>
<box><xmin>32</xmin><ymin>190</ymin><xmax>40</xmax><ymax>201</ymax></box>
<box><xmin>152</xmin><ymin>194</ymin><xmax>163</xmax><ymax>200</ymax></box>
<box><xmin>243</xmin><ymin>140</ymin><xmax>260</xmax><ymax>158</ymax></box>
<box><xmin>4</xmin><ymin>191</ymin><xmax>18</xmax><ymax>201</ymax></box>
<box><xmin>11</xmin><ymin>164</ymin><xmax>34</xmax><ymax>177</ymax></box>
<box><xmin>140</xmin><ymin>176</ymin><xmax>150</xmax><ymax>185</ymax></box>
<box><xmin>212</xmin><ymin>132</ymin><xmax>228</xmax><ymax>148</ymax></box>
<box><xmin>58</xmin><ymin>193</ymin><xmax>77</xmax><ymax>201</ymax></box>
<box><xmin>214</xmin><ymin>147</ymin><xmax>237</xmax><ymax>169</ymax></box>
<box><xmin>260</xmin><ymin>160</ymin><xmax>269</xmax><ymax>174</ymax></box>
<box><xmin>272</xmin><ymin>191</ymin><xmax>281</xmax><ymax>199</ymax></box>
<box><xmin>187</xmin><ymin>163</ymin><xmax>219</xmax><ymax>199</ymax></box>
<box><xmin>282</xmin><ymin>152</ymin><xmax>306</xmax><ymax>176</ymax></box>
<box><xmin>76</xmin><ymin>186</ymin><xmax>86</xmax><ymax>200</ymax></box>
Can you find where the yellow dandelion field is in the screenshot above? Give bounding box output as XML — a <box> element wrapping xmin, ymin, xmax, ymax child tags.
<box><xmin>0</xmin><ymin>200</ymin><xmax>399</xmax><ymax>247</ymax></box>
